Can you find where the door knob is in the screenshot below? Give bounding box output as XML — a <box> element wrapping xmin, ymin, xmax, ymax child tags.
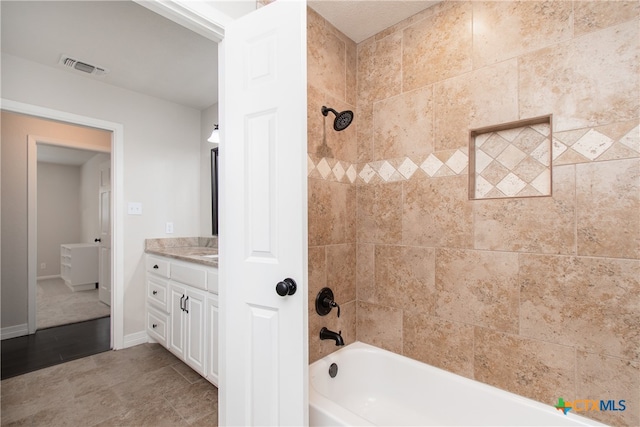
<box><xmin>275</xmin><ymin>278</ymin><xmax>297</xmax><ymax>297</ymax></box>
<box><xmin>94</xmin><ymin>238</ymin><xmax>101</xmax><ymax>242</ymax></box>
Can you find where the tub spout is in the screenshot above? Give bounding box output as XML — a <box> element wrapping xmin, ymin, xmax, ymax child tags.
<box><xmin>320</xmin><ymin>327</ymin><xmax>344</xmax><ymax>346</ymax></box>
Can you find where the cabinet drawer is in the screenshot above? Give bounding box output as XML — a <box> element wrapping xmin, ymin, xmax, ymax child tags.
<box><xmin>171</xmin><ymin>263</ymin><xmax>207</xmax><ymax>290</ymax></box>
<box><xmin>147</xmin><ymin>276</ymin><xmax>169</xmax><ymax>312</ymax></box>
<box><xmin>147</xmin><ymin>306</ymin><xmax>169</xmax><ymax>347</ymax></box>
<box><xmin>146</xmin><ymin>256</ymin><xmax>170</xmax><ymax>278</ymax></box>
<box><xmin>207</xmin><ymin>269</ymin><xmax>219</xmax><ymax>294</ymax></box>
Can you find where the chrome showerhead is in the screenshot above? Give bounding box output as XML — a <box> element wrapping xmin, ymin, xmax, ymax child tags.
<box><xmin>322</xmin><ymin>106</ymin><xmax>354</xmax><ymax>131</ymax></box>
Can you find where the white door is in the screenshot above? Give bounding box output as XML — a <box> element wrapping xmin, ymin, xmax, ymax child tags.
<box><xmin>219</xmin><ymin>1</ymin><xmax>308</xmax><ymax>426</ymax></box>
<box><xmin>98</xmin><ymin>160</ymin><xmax>111</xmax><ymax>306</ymax></box>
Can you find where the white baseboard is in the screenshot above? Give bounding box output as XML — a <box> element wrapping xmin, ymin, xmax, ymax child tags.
<box><xmin>37</xmin><ymin>274</ymin><xmax>61</xmax><ymax>281</ymax></box>
<box><xmin>123</xmin><ymin>330</ymin><xmax>148</xmax><ymax>348</ymax></box>
<box><xmin>1</xmin><ymin>323</ymin><xmax>29</xmax><ymax>340</ymax></box>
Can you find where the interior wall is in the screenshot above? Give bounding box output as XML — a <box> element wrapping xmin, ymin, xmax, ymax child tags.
<box><xmin>0</xmin><ymin>111</ymin><xmax>111</xmax><ymax>328</ymax></box>
<box><xmin>306</xmin><ymin>7</ymin><xmax>358</xmax><ymax>362</ymax></box>
<box><xmin>37</xmin><ymin>162</ymin><xmax>82</xmax><ymax>277</ymax></box>
<box><xmin>200</xmin><ymin>103</ymin><xmax>218</xmax><ymax>237</ymax></box>
<box><xmin>351</xmin><ymin>2</ymin><xmax>639</xmax><ymax>427</ymax></box>
<box><xmin>1</xmin><ymin>53</ymin><xmax>202</xmax><ymax>337</ymax></box>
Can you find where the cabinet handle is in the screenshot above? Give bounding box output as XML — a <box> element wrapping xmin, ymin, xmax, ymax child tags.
<box><xmin>180</xmin><ymin>295</ymin><xmax>185</xmax><ymax>311</ymax></box>
<box><xmin>152</xmin><ymin>323</ymin><xmax>157</xmax><ymax>329</ymax></box>
<box><xmin>153</xmin><ymin>264</ymin><xmax>159</xmax><ymax>269</ymax></box>
<box><xmin>152</xmin><ymin>290</ymin><xmax>158</xmax><ymax>295</ymax></box>
<box><xmin>184</xmin><ymin>296</ymin><xmax>189</xmax><ymax>314</ymax></box>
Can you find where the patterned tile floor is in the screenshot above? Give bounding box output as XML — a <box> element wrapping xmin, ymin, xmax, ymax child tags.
<box><xmin>0</xmin><ymin>343</ymin><xmax>218</xmax><ymax>426</ymax></box>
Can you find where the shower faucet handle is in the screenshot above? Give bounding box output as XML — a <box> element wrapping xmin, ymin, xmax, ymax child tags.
<box><xmin>324</xmin><ymin>298</ymin><xmax>340</xmax><ymax>318</ymax></box>
<box><xmin>316</xmin><ymin>287</ymin><xmax>341</xmax><ymax>318</ymax></box>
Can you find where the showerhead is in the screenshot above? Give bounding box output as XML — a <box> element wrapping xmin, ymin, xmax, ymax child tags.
<box><xmin>322</xmin><ymin>106</ymin><xmax>354</xmax><ymax>131</ymax></box>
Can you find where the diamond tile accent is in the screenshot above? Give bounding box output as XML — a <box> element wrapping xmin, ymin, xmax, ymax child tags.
<box><xmin>475</xmin><ymin>150</ymin><xmax>493</xmax><ymax>173</ymax></box>
<box><xmin>531</xmin><ymin>170</ymin><xmax>551</xmax><ymax>194</ymax></box>
<box><xmin>307</xmin><ymin>155</ymin><xmax>315</xmax><ymax>176</ymax></box>
<box><xmin>346</xmin><ymin>165</ymin><xmax>357</xmax><ymax>183</ymax></box>
<box><xmin>332</xmin><ymin>161</ymin><xmax>345</xmax><ymax>182</ymax></box>
<box><xmin>397</xmin><ymin>158</ymin><xmax>418</xmax><ymax>179</ymax></box>
<box><xmin>619</xmin><ymin>125</ymin><xmax>640</xmax><ymax>153</ymax></box>
<box><xmin>496</xmin><ymin>173</ymin><xmax>527</xmax><ymax>196</ymax></box>
<box><xmin>475</xmin><ymin>175</ymin><xmax>494</xmax><ymax>198</ymax></box>
<box><xmin>377</xmin><ymin>161</ymin><xmax>396</xmax><ymax>182</ymax></box>
<box><xmin>530</xmin><ymin>140</ymin><xmax>551</xmax><ymax>166</ymax></box>
<box><xmin>359</xmin><ymin>163</ymin><xmax>376</xmax><ymax>183</ymax></box>
<box><xmin>496</xmin><ymin>144</ymin><xmax>527</xmax><ymax>169</ymax></box>
<box><xmin>552</xmin><ymin>138</ymin><xmax>568</xmax><ymax>160</ymax></box>
<box><xmin>421</xmin><ymin>154</ymin><xmax>444</xmax><ymax>177</ymax></box>
<box><xmin>445</xmin><ymin>150</ymin><xmax>468</xmax><ymax>174</ymax></box>
<box><xmin>571</xmin><ymin>129</ymin><xmax>614</xmax><ymax>160</ymax></box>
<box><xmin>316</xmin><ymin>158</ymin><xmax>332</xmax><ymax>179</ymax></box>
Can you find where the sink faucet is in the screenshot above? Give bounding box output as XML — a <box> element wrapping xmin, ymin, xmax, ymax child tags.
<box><xmin>320</xmin><ymin>327</ymin><xmax>344</xmax><ymax>346</ymax></box>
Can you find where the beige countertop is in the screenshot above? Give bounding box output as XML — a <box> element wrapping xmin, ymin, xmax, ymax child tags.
<box><xmin>145</xmin><ymin>237</ymin><xmax>218</xmax><ymax>268</ymax></box>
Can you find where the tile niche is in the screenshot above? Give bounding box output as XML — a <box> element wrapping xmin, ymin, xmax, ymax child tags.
<box><xmin>469</xmin><ymin>115</ymin><xmax>552</xmax><ymax>200</ymax></box>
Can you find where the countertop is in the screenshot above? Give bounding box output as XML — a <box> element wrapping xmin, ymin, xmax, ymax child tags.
<box><xmin>145</xmin><ymin>237</ymin><xmax>218</xmax><ymax>268</ymax></box>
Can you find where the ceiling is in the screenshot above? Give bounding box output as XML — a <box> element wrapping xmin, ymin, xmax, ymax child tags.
<box><xmin>308</xmin><ymin>1</ymin><xmax>439</xmax><ymax>43</ymax></box>
<box><xmin>1</xmin><ymin>1</ymin><xmax>439</xmax><ymax>113</ymax></box>
<box><xmin>37</xmin><ymin>144</ymin><xmax>104</xmax><ymax>166</ymax></box>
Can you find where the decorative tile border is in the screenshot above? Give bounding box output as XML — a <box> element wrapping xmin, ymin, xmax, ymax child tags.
<box><xmin>308</xmin><ymin>149</ymin><xmax>469</xmax><ymax>185</ymax></box>
<box><xmin>308</xmin><ymin>121</ymin><xmax>639</xmax><ymax>186</ymax></box>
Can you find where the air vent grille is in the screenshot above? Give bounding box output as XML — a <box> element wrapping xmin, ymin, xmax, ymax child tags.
<box><xmin>58</xmin><ymin>54</ymin><xmax>109</xmax><ymax>76</ymax></box>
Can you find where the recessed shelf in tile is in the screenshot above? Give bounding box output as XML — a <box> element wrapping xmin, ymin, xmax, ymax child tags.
<box><xmin>469</xmin><ymin>115</ymin><xmax>552</xmax><ymax>200</ymax></box>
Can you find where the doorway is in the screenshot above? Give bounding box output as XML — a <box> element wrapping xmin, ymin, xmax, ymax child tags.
<box><xmin>35</xmin><ymin>143</ymin><xmax>111</xmax><ymax>330</ymax></box>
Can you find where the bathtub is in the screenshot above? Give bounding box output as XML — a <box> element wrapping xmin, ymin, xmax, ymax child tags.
<box><xmin>309</xmin><ymin>342</ymin><xmax>605</xmax><ymax>426</ymax></box>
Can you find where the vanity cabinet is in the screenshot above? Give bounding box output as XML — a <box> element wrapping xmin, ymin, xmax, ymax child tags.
<box><xmin>169</xmin><ymin>283</ymin><xmax>207</xmax><ymax>376</ymax></box>
<box><xmin>146</xmin><ymin>254</ymin><xmax>218</xmax><ymax>385</ymax></box>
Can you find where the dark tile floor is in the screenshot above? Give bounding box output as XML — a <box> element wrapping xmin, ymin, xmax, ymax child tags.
<box><xmin>1</xmin><ymin>316</ymin><xmax>111</xmax><ymax>379</ymax></box>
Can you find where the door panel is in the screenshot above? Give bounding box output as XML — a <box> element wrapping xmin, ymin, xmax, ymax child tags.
<box><xmin>219</xmin><ymin>1</ymin><xmax>308</xmax><ymax>425</ymax></box>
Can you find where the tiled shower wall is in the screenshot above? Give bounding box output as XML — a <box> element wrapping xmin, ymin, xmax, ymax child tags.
<box><xmin>309</xmin><ymin>2</ymin><xmax>639</xmax><ymax>426</ymax></box>
<box><xmin>307</xmin><ymin>7</ymin><xmax>358</xmax><ymax>362</ymax></box>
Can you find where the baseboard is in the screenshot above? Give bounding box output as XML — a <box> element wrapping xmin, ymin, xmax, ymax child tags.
<box><xmin>123</xmin><ymin>330</ymin><xmax>148</xmax><ymax>348</ymax></box>
<box><xmin>37</xmin><ymin>274</ymin><xmax>61</xmax><ymax>281</ymax></box>
<box><xmin>1</xmin><ymin>323</ymin><xmax>29</xmax><ymax>340</ymax></box>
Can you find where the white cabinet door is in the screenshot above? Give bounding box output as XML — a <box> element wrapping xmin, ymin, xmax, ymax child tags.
<box><xmin>185</xmin><ymin>287</ymin><xmax>207</xmax><ymax>376</ymax></box>
<box><xmin>220</xmin><ymin>1</ymin><xmax>308</xmax><ymax>425</ymax></box>
<box><xmin>206</xmin><ymin>294</ymin><xmax>219</xmax><ymax>386</ymax></box>
<box><xmin>169</xmin><ymin>283</ymin><xmax>186</xmax><ymax>359</ymax></box>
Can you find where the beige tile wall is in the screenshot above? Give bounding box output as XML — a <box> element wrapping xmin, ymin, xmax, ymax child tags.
<box><xmin>307</xmin><ymin>7</ymin><xmax>358</xmax><ymax>362</ymax></box>
<box><xmin>308</xmin><ymin>2</ymin><xmax>639</xmax><ymax>426</ymax></box>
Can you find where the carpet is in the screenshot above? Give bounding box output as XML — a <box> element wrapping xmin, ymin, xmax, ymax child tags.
<box><xmin>37</xmin><ymin>277</ymin><xmax>111</xmax><ymax>329</ymax></box>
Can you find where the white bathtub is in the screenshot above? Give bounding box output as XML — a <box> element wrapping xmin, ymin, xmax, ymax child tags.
<box><xmin>309</xmin><ymin>342</ymin><xmax>605</xmax><ymax>426</ymax></box>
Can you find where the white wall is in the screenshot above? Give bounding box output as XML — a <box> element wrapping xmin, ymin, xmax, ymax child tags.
<box><xmin>81</xmin><ymin>153</ymin><xmax>111</xmax><ymax>243</ymax></box>
<box><xmin>37</xmin><ymin>162</ymin><xmax>82</xmax><ymax>277</ymax></box>
<box><xmin>200</xmin><ymin>103</ymin><xmax>219</xmax><ymax>236</ymax></box>
<box><xmin>1</xmin><ymin>53</ymin><xmax>202</xmax><ymax>336</ymax></box>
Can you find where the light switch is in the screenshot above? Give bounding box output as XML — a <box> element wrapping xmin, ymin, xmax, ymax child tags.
<box><xmin>127</xmin><ymin>202</ymin><xmax>142</xmax><ymax>215</ymax></box>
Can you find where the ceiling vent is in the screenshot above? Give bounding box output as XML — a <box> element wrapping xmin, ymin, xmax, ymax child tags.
<box><xmin>58</xmin><ymin>54</ymin><xmax>109</xmax><ymax>76</ymax></box>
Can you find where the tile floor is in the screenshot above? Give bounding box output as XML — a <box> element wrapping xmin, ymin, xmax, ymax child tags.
<box><xmin>0</xmin><ymin>343</ymin><xmax>218</xmax><ymax>426</ymax></box>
